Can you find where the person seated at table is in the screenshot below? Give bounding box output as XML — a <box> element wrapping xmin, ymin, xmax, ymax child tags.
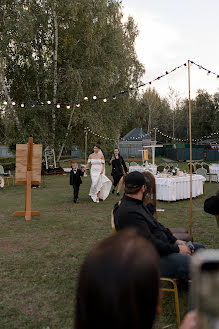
<box><xmin>204</xmin><ymin>190</ymin><xmax>219</xmax><ymax>215</ymax></box>
<box><xmin>113</xmin><ymin>171</ymin><xmax>205</xmax><ymax>281</ymax></box>
<box><xmin>142</xmin><ymin>171</ymin><xmax>193</xmax><ymax>241</ymax></box>
<box><xmin>75</xmin><ymin>228</ymin><xmax>198</xmax><ymax>329</ymax></box>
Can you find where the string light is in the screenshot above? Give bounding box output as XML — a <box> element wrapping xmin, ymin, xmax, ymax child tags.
<box><xmin>2</xmin><ymin>60</ymin><xmax>218</xmax><ymax>111</ymax></box>
<box><xmin>76</xmin><ymin>103</ymin><xmax>80</xmax><ymax>108</ymax></box>
<box><xmin>3</xmin><ymin>101</ymin><xmax>7</xmax><ymax>105</ymax></box>
<box><xmin>85</xmin><ymin>127</ymin><xmax>114</xmax><ymax>141</ymax></box>
<box><xmin>66</xmin><ymin>105</ymin><xmax>70</xmax><ymax>109</ymax></box>
<box><xmin>21</xmin><ymin>103</ymin><xmax>25</xmax><ymax>108</ymax></box>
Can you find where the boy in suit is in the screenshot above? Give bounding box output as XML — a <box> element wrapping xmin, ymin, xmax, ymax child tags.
<box><xmin>70</xmin><ymin>162</ymin><xmax>84</xmax><ymax>203</ymax></box>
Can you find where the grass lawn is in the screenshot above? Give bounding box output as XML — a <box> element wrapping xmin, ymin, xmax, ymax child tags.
<box><xmin>0</xmin><ymin>164</ymin><xmax>219</xmax><ymax>329</ymax></box>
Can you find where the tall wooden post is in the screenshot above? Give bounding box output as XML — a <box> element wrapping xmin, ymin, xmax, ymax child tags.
<box><xmin>13</xmin><ymin>137</ymin><xmax>41</xmax><ymax>221</ymax></box>
<box><xmin>188</xmin><ymin>60</ymin><xmax>193</xmax><ymax>236</ymax></box>
<box><xmin>85</xmin><ymin>128</ymin><xmax>88</xmax><ymax>164</ymax></box>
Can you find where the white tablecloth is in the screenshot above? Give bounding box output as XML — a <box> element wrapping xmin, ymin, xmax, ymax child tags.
<box><xmin>208</xmin><ymin>165</ymin><xmax>219</xmax><ymax>182</ymax></box>
<box><xmin>129</xmin><ymin>165</ymin><xmax>157</xmax><ymax>175</ymax></box>
<box><xmin>155</xmin><ymin>174</ymin><xmax>206</xmax><ymax>201</ymax></box>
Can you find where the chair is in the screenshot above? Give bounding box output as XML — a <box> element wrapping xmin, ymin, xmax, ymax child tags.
<box><xmin>196</xmin><ymin>168</ymin><xmax>207</xmax><ymax>193</ymax></box>
<box><xmin>188</xmin><ymin>163</ymin><xmax>195</xmax><ymax>173</ymax></box>
<box><xmin>215</xmin><ymin>215</ymin><xmax>219</xmax><ymax>228</ymax></box>
<box><xmin>157</xmin><ymin>165</ymin><xmax>165</xmax><ymax>173</ymax></box>
<box><xmin>0</xmin><ymin>165</ymin><xmax>14</xmax><ymax>186</ymax></box>
<box><xmin>130</xmin><ymin>162</ymin><xmax>138</xmax><ymax>166</ymax></box>
<box><xmin>160</xmin><ymin>278</ymin><xmax>181</xmax><ymax>326</ymax></box>
<box><xmin>0</xmin><ymin>165</ymin><xmax>4</xmax><ymax>175</ymax></box>
<box><xmin>111</xmin><ymin>214</ymin><xmax>181</xmax><ymax>326</ymax></box>
<box><xmin>195</xmin><ymin>163</ymin><xmax>202</xmax><ymax>170</ymax></box>
<box><xmin>202</xmin><ymin>163</ymin><xmax>218</xmax><ymax>183</ymax></box>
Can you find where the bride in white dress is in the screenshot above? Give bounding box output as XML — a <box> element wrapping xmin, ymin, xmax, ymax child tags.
<box><xmin>85</xmin><ymin>145</ymin><xmax>112</xmax><ymax>203</ymax></box>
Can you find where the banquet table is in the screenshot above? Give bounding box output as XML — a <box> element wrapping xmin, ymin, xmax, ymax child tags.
<box><xmin>155</xmin><ymin>174</ymin><xmax>206</xmax><ymax>201</ymax></box>
<box><xmin>129</xmin><ymin>165</ymin><xmax>157</xmax><ymax>175</ymax></box>
<box><xmin>208</xmin><ymin>164</ymin><xmax>219</xmax><ymax>182</ymax></box>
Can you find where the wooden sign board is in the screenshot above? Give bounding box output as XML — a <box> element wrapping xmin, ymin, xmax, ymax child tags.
<box><xmin>13</xmin><ymin>138</ymin><xmax>42</xmax><ymax>221</ymax></box>
<box><xmin>15</xmin><ymin>144</ymin><xmax>42</xmax><ymax>185</ymax></box>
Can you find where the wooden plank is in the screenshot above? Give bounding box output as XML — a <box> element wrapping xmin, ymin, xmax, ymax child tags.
<box><xmin>32</xmin><ymin>144</ymin><xmax>42</xmax><ymax>184</ymax></box>
<box><xmin>15</xmin><ymin>144</ymin><xmax>28</xmax><ymax>184</ymax></box>
<box><xmin>13</xmin><ymin>211</ymin><xmax>26</xmax><ymax>216</ymax></box>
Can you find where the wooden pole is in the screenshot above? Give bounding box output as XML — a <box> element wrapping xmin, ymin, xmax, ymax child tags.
<box><xmin>85</xmin><ymin>129</ymin><xmax>88</xmax><ymax>164</ymax></box>
<box><xmin>188</xmin><ymin>60</ymin><xmax>193</xmax><ymax>236</ymax></box>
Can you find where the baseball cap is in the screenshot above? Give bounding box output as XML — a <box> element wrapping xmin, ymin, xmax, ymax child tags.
<box><xmin>125</xmin><ymin>171</ymin><xmax>146</xmax><ymax>187</ymax></box>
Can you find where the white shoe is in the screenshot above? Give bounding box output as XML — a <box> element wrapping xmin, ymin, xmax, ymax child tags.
<box><xmin>96</xmin><ymin>199</ymin><xmax>99</xmax><ymax>203</ymax></box>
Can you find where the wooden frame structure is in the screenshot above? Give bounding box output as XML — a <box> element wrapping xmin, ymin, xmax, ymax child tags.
<box><xmin>13</xmin><ymin>137</ymin><xmax>42</xmax><ymax>221</ymax></box>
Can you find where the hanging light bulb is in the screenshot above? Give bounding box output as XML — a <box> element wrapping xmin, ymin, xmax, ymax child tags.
<box><xmin>84</xmin><ymin>96</ymin><xmax>88</xmax><ymax>101</ymax></box>
<box><xmin>207</xmin><ymin>71</ymin><xmax>211</xmax><ymax>76</ymax></box>
<box><xmin>12</xmin><ymin>101</ymin><xmax>16</xmax><ymax>106</ymax></box>
<box><xmin>56</xmin><ymin>104</ymin><xmax>61</xmax><ymax>108</ymax></box>
<box><xmin>103</xmin><ymin>98</ymin><xmax>107</xmax><ymax>103</ymax></box>
<box><xmin>66</xmin><ymin>105</ymin><xmax>70</xmax><ymax>109</ymax></box>
<box><xmin>217</xmin><ymin>75</ymin><xmax>219</xmax><ymax>79</ymax></box>
<box><xmin>129</xmin><ymin>84</ymin><xmax>133</xmax><ymax>89</ymax></box>
<box><xmin>112</xmin><ymin>95</ymin><xmax>116</xmax><ymax>100</ymax></box>
<box><xmin>47</xmin><ymin>100</ymin><xmax>51</xmax><ymax>104</ymax></box>
<box><xmin>3</xmin><ymin>101</ymin><xmax>7</xmax><ymax>105</ymax></box>
<box><xmin>76</xmin><ymin>103</ymin><xmax>80</xmax><ymax>108</ymax></box>
<box><xmin>93</xmin><ymin>95</ymin><xmax>97</xmax><ymax>100</ymax></box>
<box><xmin>21</xmin><ymin>103</ymin><xmax>25</xmax><ymax>108</ymax></box>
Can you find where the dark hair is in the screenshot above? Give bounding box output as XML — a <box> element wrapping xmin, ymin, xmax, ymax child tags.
<box><xmin>124</xmin><ymin>184</ymin><xmax>142</xmax><ymax>194</ymax></box>
<box><xmin>142</xmin><ymin>171</ymin><xmax>157</xmax><ymax>217</ymax></box>
<box><xmin>75</xmin><ymin>229</ymin><xmax>160</xmax><ymax>329</ymax></box>
<box><xmin>94</xmin><ymin>144</ymin><xmax>101</xmax><ymax>150</ymax></box>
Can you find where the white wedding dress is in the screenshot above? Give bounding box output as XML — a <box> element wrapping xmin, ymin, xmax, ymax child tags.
<box><xmin>88</xmin><ymin>159</ymin><xmax>112</xmax><ymax>202</ymax></box>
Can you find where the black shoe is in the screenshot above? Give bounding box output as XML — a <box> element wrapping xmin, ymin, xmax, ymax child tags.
<box><xmin>112</xmin><ymin>189</ymin><xmax>115</xmax><ymax>195</ymax></box>
<box><xmin>116</xmin><ymin>192</ymin><xmax>120</xmax><ymax>196</ymax></box>
<box><xmin>74</xmin><ymin>199</ymin><xmax>77</xmax><ymax>203</ymax></box>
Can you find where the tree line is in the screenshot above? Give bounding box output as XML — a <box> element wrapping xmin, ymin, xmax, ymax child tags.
<box><xmin>0</xmin><ymin>0</ymin><xmax>218</xmax><ymax>158</ymax></box>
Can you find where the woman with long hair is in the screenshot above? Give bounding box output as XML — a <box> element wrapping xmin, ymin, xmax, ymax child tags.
<box><xmin>84</xmin><ymin>144</ymin><xmax>112</xmax><ymax>203</ymax></box>
<box><xmin>109</xmin><ymin>148</ymin><xmax>127</xmax><ymax>196</ymax></box>
<box><xmin>142</xmin><ymin>171</ymin><xmax>157</xmax><ymax>218</ymax></box>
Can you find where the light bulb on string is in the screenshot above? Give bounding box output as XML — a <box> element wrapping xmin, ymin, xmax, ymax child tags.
<box><xmin>207</xmin><ymin>71</ymin><xmax>211</xmax><ymax>76</ymax></box>
<box><xmin>84</xmin><ymin>97</ymin><xmax>88</xmax><ymax>101</ymax></box>
<box><xmin>112</xmin><ymin>95</ymin><xmax>116</xmax><ymax>100</ymax></box>
<box><xmin>3</xmin><ymin>101</ymin><xmax>7</xmax><ymax>105</ymax></box>
<box><xmin>103</xmin><ymin>98</ymin><xmax>107</xmax><ymax>103</ymax></box>
<box><xmin>12</xmin><ymin>101</ymin><xmax>16</xmax><ymax>106</ymax></box>
<box><xmin>47</xmin><ymin>100</ymin><xmax>51</xmax><ymax>105</ymax></box>
<box><xmin>93</xmin><ymin>95</ymin><xmax>97</xmax><ymax>100</ymax></box>
<box><xmin>56</xmin><ymin>104</ymin><xmax>61</xmax><ymax>109</ymax></box>
<box><xmin>129</xmin><ymin>84</ymin><xmax>133</xmax><ymax>89</ymax></box>
<box><xmin>66</xmin><ymin>105</ymin><xmax>70</xmax><ymax>109</ymax></box>
<box><xmin>76</xmin><ymin>103</ymin><xmax>80</xmax><ymax>108</ymax></box>
<box><xmin>21</xmin><ymin>103</ymin><xmax>25</xmax><ymax>108</ymax></box>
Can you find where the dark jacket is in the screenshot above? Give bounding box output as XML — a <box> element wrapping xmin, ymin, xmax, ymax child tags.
<box><xmin>204</xmin><ymin>193</ymin><xmax>219</xmax><ymax>215</ymax></box>
<box><xmin>110</xmin><ymin>156</ymin><xmax>128</xmax><ymax>176</ymax></box>
<box><xmin>70</xmin><ymin>169</ymin><xmax>84</xmax><ymax>186</ymax></box>
<box><xmin>113</xmin><ymin>195</ymin><xmax>179</xmax><ymax>256</ymax></box>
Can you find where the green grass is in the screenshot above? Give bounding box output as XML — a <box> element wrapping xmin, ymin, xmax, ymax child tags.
<box><xmin>0</xmin><ymin>165</ymin><xmax>219</xmax><ymax>329</ymax></box>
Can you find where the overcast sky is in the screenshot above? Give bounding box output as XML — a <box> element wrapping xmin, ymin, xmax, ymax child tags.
<box><xmin>122</xmin><ymin>0</ymin><xmax>219</xmax><ymax>98</ymax></box>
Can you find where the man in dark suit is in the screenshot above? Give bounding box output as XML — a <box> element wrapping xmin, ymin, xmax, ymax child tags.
<box><xmin>70</xmin><ymin>162</ymin><xmax>84</xmax><ymax>203</ymax></box>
